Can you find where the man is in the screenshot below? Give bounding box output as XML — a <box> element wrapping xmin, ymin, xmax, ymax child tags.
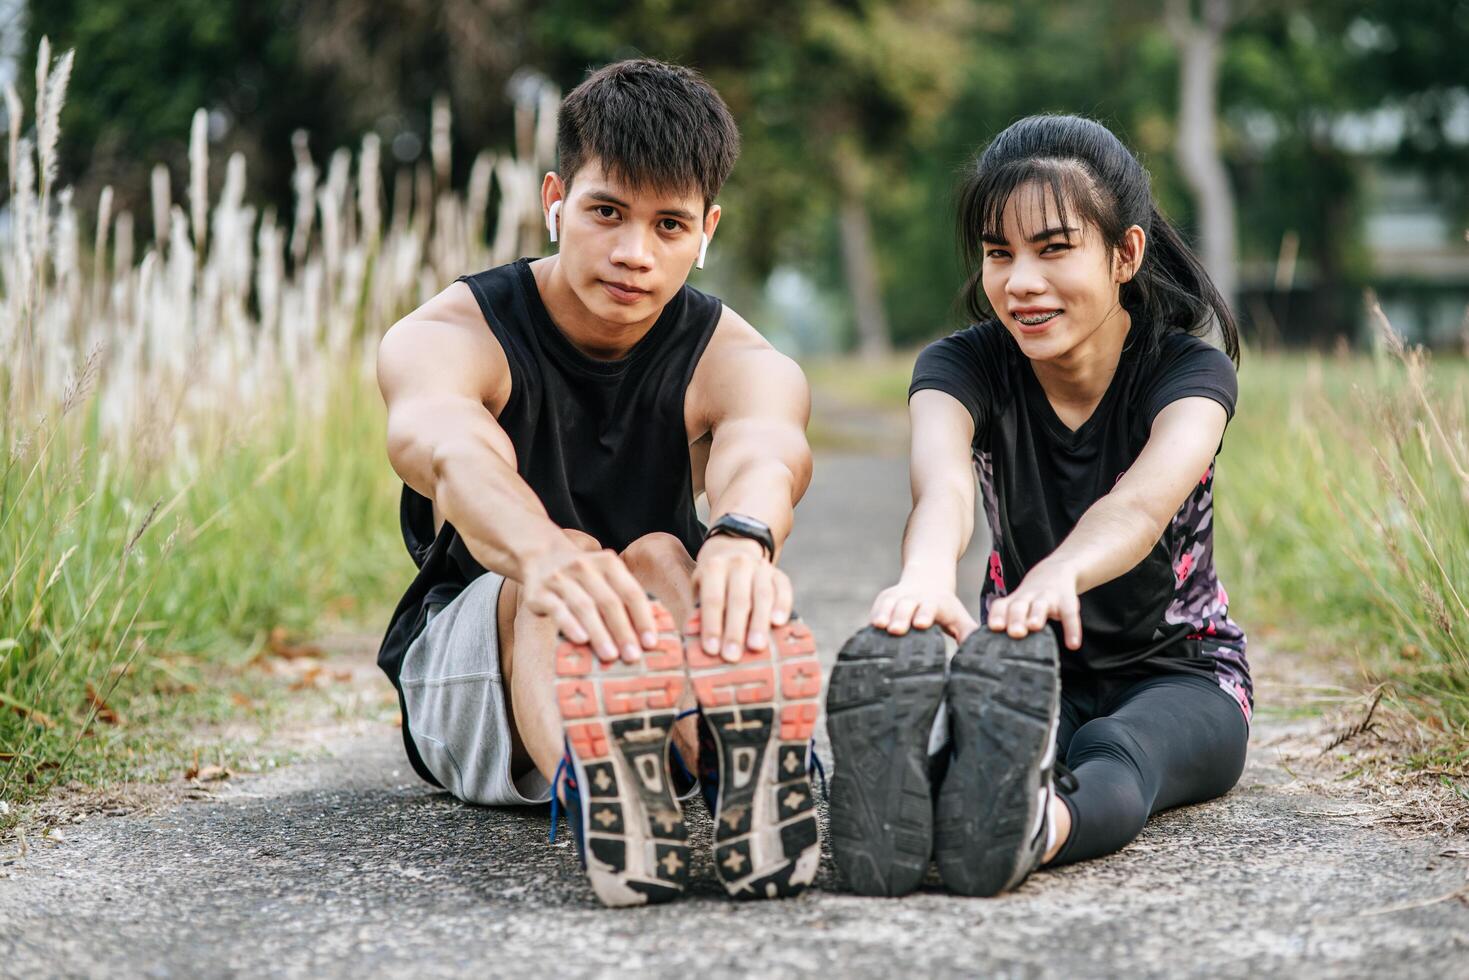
<box><xmin>376</xmin><ymin>60</ymin><xmax>821</xmax><ymax>908</ymax></box>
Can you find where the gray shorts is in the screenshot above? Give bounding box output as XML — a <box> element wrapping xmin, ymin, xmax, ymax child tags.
<box><xmin>399</xmin><ymin>571</ymin><xmax>552</xmax><ymax>806</ymax></box>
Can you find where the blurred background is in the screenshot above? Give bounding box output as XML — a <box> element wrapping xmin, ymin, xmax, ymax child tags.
<box><xmin>4</xmin><ymin>0</ymin><xmax>1469</xmax><ymax>353</ymax></box>
<box><xmin>1</xmin><ymin>1</ymin><xmax>1465</xmax><ymax>821</ymax></box>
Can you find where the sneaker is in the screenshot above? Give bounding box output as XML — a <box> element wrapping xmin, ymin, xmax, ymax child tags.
<box><xmin>934</xmin><ymin>626</ymin><xmax>1072</xmax><ymax>896</ymax></box>
<box><xmin>552</xmin><ymin>601</ymin><xmax>691</xmax><ymax>907</ymax></box>
<box><xmin>825</xmin><ymin>625</ymin><xmax>947</xmax><ymax>896</ymax></box>
<box><xmin>683</xmin><ymin>613</ymin><xmax>823</xmax><ymax>900</ymax></box>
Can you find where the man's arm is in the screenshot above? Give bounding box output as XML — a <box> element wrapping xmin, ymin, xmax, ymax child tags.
<box><xmin>689</xmin><ymin>320</ymin><xmax>813</xmax><ymax>661</ymax></box>
<box><xmin>378</xmin><ymin>282</ymin><xmax>658</xmax><ymax>662</ymax></box>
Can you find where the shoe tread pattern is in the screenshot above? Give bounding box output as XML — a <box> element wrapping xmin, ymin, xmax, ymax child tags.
<box><xmin>554</xmin><ymin>602</ymin><xmax>690</xmax><ymax>907</ymax></box>
<box><xmin>685</xmin><ymin>614</ymin><xmax>823</xmax><ymax>900</ymax></box>
<box><xmin>934</xmin><ymin>628</ymin><xmax>1060</xmax><ymax>897</ymax></box>
<box><xmin>826</xmin><ymin>626</ymin><xmax>947</xmax><ymax>897</ymax></box>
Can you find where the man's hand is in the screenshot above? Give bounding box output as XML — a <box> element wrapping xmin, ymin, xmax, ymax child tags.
<box><xmin>521</xmin><ymin>539</ymin><xmax>660</xmax><ymax>664</ymax></box>
<box><xmin>986</xmin><ymin>558</ymin><xmax>1082</xmax><ymax>651</ymax></box>
<box><xmin>692</xmin><ymin>535</ymin><xmax>794</xmax><ymax>662</ymax></box>
<box><xmin>870</xmin><ymin>566</ymin><xmax>979</xmax><ymax>641</ymax></box>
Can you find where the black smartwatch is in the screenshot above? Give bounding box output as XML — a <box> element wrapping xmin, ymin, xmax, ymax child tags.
<box><xmin>703</xmin><ymin>513</ymin><xmax>775</xmax><ymax>560</ymax></box>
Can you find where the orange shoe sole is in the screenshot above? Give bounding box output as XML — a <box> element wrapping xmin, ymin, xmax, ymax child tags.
<box><xmin>554</xmin><ymin>601</ymin><xmax>690</xmax><ymax>907</ymax></box>
<box><xmin>683</xmin><ymin>613</ymin><xmax>823</xmax><ymax>899</ymax></box>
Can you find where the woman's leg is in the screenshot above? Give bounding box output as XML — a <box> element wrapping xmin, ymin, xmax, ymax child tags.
<box><xmin>1048</xmin><ymin>672</ymin><xmax>1248</xmax><ymax>866</ymax></box>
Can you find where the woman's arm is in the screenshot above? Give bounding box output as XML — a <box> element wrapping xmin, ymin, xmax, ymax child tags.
<box><xmin>870</xmin><ymin>390</ymin><xmax>981</xmax><ymax>640</ymax></box>
<box><xmin>988</xmin><ymin>396</ymin><xmax>1229</xmax><ymax>649</ymax></box>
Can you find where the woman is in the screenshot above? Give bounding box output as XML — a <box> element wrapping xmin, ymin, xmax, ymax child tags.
<box><xmin>826</xmin><ymin>114</ymin><xmax>1251</xmax><ymax>898</ymax></box>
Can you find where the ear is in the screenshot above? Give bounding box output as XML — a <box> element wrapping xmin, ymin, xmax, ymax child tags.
<box><xmin>702</xmin><ymin>203</ymin><xmax>722</xmax><ymax>244</ymax></box>
<box><xmin>1114</xmin><ymin>224</ymin><xmax>1147</xmax><ymax>284</ymax></box>
<box><xmin>541</xmin><ymin>171</ymin><xmax>565</xmax><ymax>219</ymax></box>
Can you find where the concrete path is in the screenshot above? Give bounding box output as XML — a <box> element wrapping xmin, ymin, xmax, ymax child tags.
<box><xmin>3</xmin><ymin>454</ymin><xmax>1467</xmax><ymax>978</ymax></box>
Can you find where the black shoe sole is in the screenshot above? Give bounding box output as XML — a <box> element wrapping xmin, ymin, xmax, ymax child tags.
<box><xmin>826</xmin><ymin>626</ymin><xmax>947</xmax><ymax>897</ymax></box>
<box><xmin>935</xmin><ymin>628</ymin><xmax>1060</xmax><ymax>897</ymax></box>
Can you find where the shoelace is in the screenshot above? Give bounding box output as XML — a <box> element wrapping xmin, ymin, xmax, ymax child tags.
<box><xmin>808</xmin><ymin>740</ymin><xmax>829</xmax><ymax>800</ymax></box>
<box><xmin>548</xmin><ymin>739</ymin><xmax>576</xmax><ymax>845</ymax></box>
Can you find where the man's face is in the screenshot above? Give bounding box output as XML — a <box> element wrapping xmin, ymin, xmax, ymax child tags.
<box><xmin>550</xmin><ymin>159</ymin><xmax>716</xmax><ymax>326</ymax></box>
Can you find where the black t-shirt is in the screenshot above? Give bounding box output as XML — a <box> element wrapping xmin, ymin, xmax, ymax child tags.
<box><xmin>910</xmin><ymin>319</ymin><xmax>1251</xmax><ymax>713</ymax></box>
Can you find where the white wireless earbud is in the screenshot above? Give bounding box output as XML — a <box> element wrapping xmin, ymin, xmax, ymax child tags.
<box><xmin>696</xmin><ymin>232</ymin><xmax>709</xmax><ymax>270</ymax></box>
<box><xmin>547</xmin><ymin>200</ymin><xmax>562</xmax><ymax>244</ymax></box>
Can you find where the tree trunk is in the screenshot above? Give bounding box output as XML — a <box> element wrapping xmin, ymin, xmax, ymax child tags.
<box><xmin>1166</xmin><ymin>0</ymin><xmax>1238</xmax><ymax>322</ymax></box>
<box><xmin>834</xmin><ymin>145</ymin><xmax>893</xmax><ymax>360</ymax></box>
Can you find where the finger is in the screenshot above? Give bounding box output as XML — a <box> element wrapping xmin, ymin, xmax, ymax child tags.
<box><xmin>772</xmin><ymin>570</ymin><xmax>794</xmax><ymax>626</ymax></box>
<box><xmin>721</xmin><ymin>561</ymin><xmax>754</xmax><ymax>661</ymax></box>
<box><xmin>577</xmin><ymin>562</ymin><xmax>640</xmax><ymax>662</ymax></box>
<box><xmin>747</xmin><ymin>566</ymin><xmax>774</xmax><ymax>650</ymax></box>
<box><xmin>1027</xmin><ymin>596</ymin><xmax>1050</xmax><ymax>632</ymax></box>
<box><xmin>540</xmin><ymin>595</ymin><xmax>586</xmax><ymax>645</ymax></box>
<box><xmin>531</xmin><ymin>588</ymin><xmax>589</xmax><ymax>644</ymax></box>
<box><xmin>1061</xmin><ymin>594</ymin><xmax>1083</xmax><ymax>651</ymax></box>
<box><xmin>870</xmin><ymin>592</ymin><xmax>898</xmax><ymax>628</ymax></box>
<box><xmin>561</xmin><ymin>580</ymin><xmax>617</xmax><ymax>661</ymax></box>
<box><xmin>889</xmin><ymin>597</ymin><xmax>919</xmax><ymax>635</ymax></box>
<box><xmin>988</xmin><ymin>596</ymin><xmax>1010</xmax><ymax>631</ymax></box>
<box><xmin>912</xmin><ymin>600</ymin><xmax>938</xmax><ymax>630</ymax></box>
<box><xmin>1006</xmin><ymin>597</ymin><xmax>1033</xmax><ymax>637</ymax></box>
<box><xmin>607</xmin><ymin>560</ymin><xmax>659</xmax><ymax>649</ymax></box>
<box><xmin>697</xmin><ymin>562</ymin><xmax>727</xmax><ymax>656</ymax></box>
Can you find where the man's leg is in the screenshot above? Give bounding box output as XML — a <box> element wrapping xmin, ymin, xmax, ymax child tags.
<box><xmin>501</xmin><ymin>531</ymin><xmax>697</xmax><ymax>790</ymax></box>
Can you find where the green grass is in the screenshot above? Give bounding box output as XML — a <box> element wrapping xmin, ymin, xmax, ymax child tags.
<box><xmin>1</xmin><ymin>375</ymin><xmax>403</xmax><ymax>819</ymax></box>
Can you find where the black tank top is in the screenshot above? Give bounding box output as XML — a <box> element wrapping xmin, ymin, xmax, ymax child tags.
<box><xmin>378</xmin><ymin>258</ymin><xmax>721</xmax><ymax>711</ymax></box>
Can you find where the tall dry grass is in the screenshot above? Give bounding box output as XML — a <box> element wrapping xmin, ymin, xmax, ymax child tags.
<box><xmin>0</xmin><ymin>39</ymin><xmax>558</xmax><ymax>809</ymax></box>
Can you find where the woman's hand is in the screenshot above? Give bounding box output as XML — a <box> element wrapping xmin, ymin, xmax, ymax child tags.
<box><xmin>986</xmin><ymin>559</ymin><xmax>1082</xmax><ymax>650</ymax></box>
<box><xmin>870</xmin><ymin>568</ymin><xmax>979</xmax><ymax>641</ymax></box>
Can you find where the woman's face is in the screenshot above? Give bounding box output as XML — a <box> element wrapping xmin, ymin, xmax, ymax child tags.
<box><xmin>980</xmin><ymin>182</ymin><xmax>1140</xmax><ymax>363</ymax></box>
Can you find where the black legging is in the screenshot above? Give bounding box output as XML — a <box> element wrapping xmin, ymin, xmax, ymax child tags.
<box><xmin>1050</xmin><ymin>670</ymin><xmax>1249</xmax><ymax>866</ymax></box>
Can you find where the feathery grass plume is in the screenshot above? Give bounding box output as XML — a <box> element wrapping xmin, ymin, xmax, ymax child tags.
<box><xmin>4</xmin><ymin>83</ymin><xmax>20</xmax><ymax>197</ymax></box>
<box><xmin>37</xmin><ymin>47</ymin><xmax>73</xmax><ymax>197</ymax></box>
<box><xmin>320</xmin><ymin>147</ymin><xmax>350</xmax><ymax>287</ymax></box>
<box><xmin>188</xmin><ymin>108</ymin><xmax>209</xmax><ymax>255</ymax></box>
<box><xmin>53</xmin><ymin>187</ymin><xmax>79</xmax><ymax>316</ymax></box>
<box><xmin>93</xmin><ymin>185</ymin><xmax>113</xmax><ymax>312</ymax></box>
<box><xmin>289</xmin><ymin>129</ymin><xmax>317</xmax><ymax>265</ymax></box>
<box><xmin>431</xmin><ymin>94</ymin><xmax>452</xmax><ymax>188</ymax></box>
<box><xmin>358</xmin><ymin>133</ymin><xmax>382</xmax><ymax>250</ymax></box>
<box><xmin>535</xmin><ymin>85</ymin><xmax>559</xmax><ymax>170</ymax></box>
<box><xmin>466</xmin><ymin>150</ymin><xmax>494</xmax><ymax>248</ymax></box>
<box><xmin>111</xmin><ymin>209</ymin><xmax>133</xmax><ymax>317</ymax></box>
<box><xmin>11</xmin><ymin>137</ymin><xmax>35</xmax><ymax>319</ymax></box>
<box><xmin>493</xmin><ymin>155</ymin><xmax>534</xmax><ymax>264</ymax></box>
<box><xmin>150</xmin><ymin>164</ymin><xmax>171</xmax><ymax>251</ymax></box>
<box><xmin>32</xmin><ymin>35</ymin><xmax>48</xmax><ymax>153</ymax></box>
<box><xmin>412</xmin><ymin>162</ymin><xmax>433</xmax><ymax>242</ymax></box>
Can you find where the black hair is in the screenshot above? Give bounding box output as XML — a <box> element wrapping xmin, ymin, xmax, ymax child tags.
<box><xmin>557</xmin><ymin>59</ymin><xmax>740</xmax><ymax>211</ymax></box>
<box><xmin>955</xmin><ymin>114</ymin><xmax>1240</xmax><ymax>365</ymax></box>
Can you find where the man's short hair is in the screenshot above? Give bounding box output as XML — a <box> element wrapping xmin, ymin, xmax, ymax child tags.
<box><xmin>557</xmin><ymin>59</ymin><xmax>740</xmax><ymax>210</ymax></box>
